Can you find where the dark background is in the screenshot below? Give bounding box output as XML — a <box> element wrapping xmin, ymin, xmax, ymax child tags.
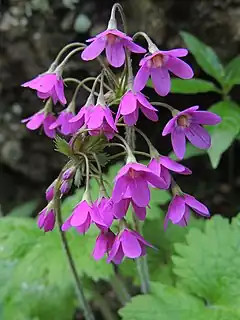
<box><xmin>0</xmin><ymin>0</ymin><xmax>240</xmax><ymax>216</ymax></box>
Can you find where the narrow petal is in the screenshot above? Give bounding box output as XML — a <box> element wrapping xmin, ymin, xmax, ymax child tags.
<box><xmin>111</xmin><ymin>177</ymin><xmax>128</xmax><ymax>203</ymax></box>
<box><xmin>111</xmin><ymin>246</ymin><xmax>124</xmax><ymax>264</ymax></box>
<box><xmin>92</xmin><ymin>234</ymin><xmax>107</xmax><ymax>260</ymax></box>
<box><xmin>123</xmin><ymin>108</ymin><xmax>139</xmax><ymax>126</ymax></box>
<box><xmin>71</xmin><ymin>202</ymin><xmax>90</xmax><ymax>227</ymax></box>
<box><xmin>168</xmin><ymin>196</ymin><xmax>186</xmax><ymax>224</ymax></box>
<box><xmin>104</xmin><ymin>107</ymin><xmax>118</xmax><ymax>131</ymax></box>
<box><xmin>61</xmin><ymin>216</ymin><xmax>72</xmax><ymax>231</ymax></box>
<box><xmin>191</xmin><ymin>111</ymin><xmax>221</xmax><ymax>125</ymax></box>
<box><xmin>132</xmin><ymin>202</ymin><xmax>146</xmax><ymax>220</ymax></box>
<box><xmin>43</xmin><ymin>115</ymin><xmax>56</xmax><ymax>138</ymax></box>
<box><xmin>185</xmin><ymin>124</ymin><xmax>211</xmax><ymax>149</ymax></box>
<box><xmin>136</xmin><ymin>93</ymin><xmax>158</xmax><ymax>111</ymax></box>
<box><xmin>106</xmin><ymin>42</ymin><xmax>125</xmax><ymax>67</ymax></box>
<box><xmin>160</xmin><ymin>156</ymin><xmax>187</xmax><ymax>173</ymax></box>
<box><xmin>171</xmin><ymin>128</ymin><xmax>186</xmax><ymax>160</ymax></box>
<box><xmin>76</xmin><ymin>215</ymin><xmax>91</xmax><ymax>234</ymax></box>
<box><xmin>107</xmin><ymin>238</ymin><xmax>121</xmax><ymax>263</ymax></box>
<box><xmin>113</xmin><ymin>199</ymin><xmax>130</xmax><ymax>219</ymax></box>
<box><xmin>166</xmin><ymin>57</ymin><xmax>194</xmax><ymax>79</ymax></box>
<box><xmin>140</xmin><ymin>106</ymin><xmax>158</xmax><ymax>122</ymax></box>
<box><xmin>26</xmin><ymin>113</ymin><xmax>45</xmax><ymax>130</ymax></box>
<box><xmin>129</xmin><ymin>177</ymin><xmax>150</xmax><ymax>207</ymax></box>
<box><xmin>37</xmin><ymin>91</ymin><xmax>51</xmax><ymax>100</ymax></box>
<box><xmin>148</xmin><ymin>158</ymin><xmax>161</xmax><ymax>176</ymax></box>
<box><xmin>133</xmin><ymin>65</ymin><xmax>150</xmax><ymax>92</ymax></box>
<box><xmin>121</xmin><ymin>231</ymin><xmax>142</xmax><ymax>258</ymax></box>
<box><xmin>81</xmin><ymin>37</ymin><xmax>106</xmax><ymax>60</ymax></box>
<box><xmin>184</xmin><ymin>194</ymin><xmax>210</xmax><ymax>216</ymax></box>
<box><xmin>25</xmin><ymin>74</ymin><xmax>56</xmax><ymax>93</ymax></box>
<box><xmin>177</xmin><ymin>206</ymin><xmax>191</xmax><ymax>227</ymax></box>
<box><xmin>119</xmin><ymin>91</ymin><xmax>137</xmax><ymax>115</ymax></box>
<box><xmin>125</xmin><ymin>40</ymin><xmax>146</xmax><ymax>53</ymax></box>
<box><xmin>151</xmin><ymin>67</ymin><xmax>171</xmax><ymax>96</ymax></box>
<box><xmin>162</xmin><ymin>117</ymin><xmax>176</xmax><ymax>136</ymax></box>
<box><xmin>159</xmin><ymin>49</ymin><xmax>188</xmax><ymax>57</ymax></box>
<box><xmin>87</xmin><ymin>107</ymin><xmax>104</xmax><ymax>129</ymax></box>
<box><xmin>55</xmin><ymin>80</ymin><xmax>67</xmax><ymax>105</ymax></box>
<box><xmin>144</xmin><ymin>171</ymin><xmax>168</xmax><ymax>189</ymax></box>
<box><xmin>160</xmin><ymin>167</ymin><xmax>171</xmax><ymax>189</ymax></box>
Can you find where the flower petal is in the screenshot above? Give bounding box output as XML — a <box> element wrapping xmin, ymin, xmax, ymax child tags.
<box><xmin>24</xmin><ymin>74</ymin><xmax>57</xmax><ymax>93</ymax></box>
<box><xmin>184</xmin><ymin>194</ymin><xmax>210</xmax><ymax>216</ymax></box>
<box><xmin>185</xmin><ymin>124</ymin><xmax>211</xmax><ymax>149</ymax></box>
<box><xmin>119</xmin><ymin>91</ymin><xmax>137</xmax><ymax>115</ymax></box>
<box><xmin>160</xmin><ymin>48</ymin><xmax>188</xmax><ymax>57</ymax></box>
<box><xmin>55</xmin><ymin>80</ymin><xmax>67</xmax><ymax>105</ymax></box>
<box><xmin>123</xmin><ymin>108</ymin><xmax>139</xmax><ymax>126</ymax></box>
<box><xmin>92</xmin><ymin>234</ymin><xmax>107</xmax><ymax>260</ymax></box>
<box><xmin>121</xmin><ymin>230</ymin><xmax>142</xmax><ymax>258</ymax></box>
<box><xmin>140</xmin><ymin>106</ymin><xmax>158</xmax><ymax>122</ymax></box>
<box><xmin>162</xmin><ymin>117</ymin><xmax>176</xmax><ymax>136</ymax></box>
<box><xmin>107</xmin><ymin>238</ymin><xmax>121</xmax><ymax>263</ymax></box>
<box><xmin>160</xmin><ymin>156</ymin><xmax>186</xmax><ymax>173</ymax></box>
<box><xmin>71</xmin><ymin>202</ymin><xmax>91</xmax><ymax>227</ymax></box>
<box><xmin>136</xmin><ymin>93</ymin><xmax>158</xmax><ymax>111</ymax></box>
<box><xmin>177</xmin><ymin>206</ymin><xmax>191</xmax><ymax>227</ymax></box>
<box><xmin>129</xmin><ymin>177</ymin><xmax>150</xmax><ymax>207</ymax></box>
<box><xmin>111</xmin><ymin>177</ymin><xmax>128</xmax><ymax>203</ymax></box>
<box><xmin>125</xmin><ymin>40</ymin><xmax>146</xmax><ymax>53</ymax></box>
<box><xmin>171</xmin><ymin>128</ymin><xmax>186</xmax><ymax>160</ymax></box>
<box><xmin>160</xmin><ymin>166</ymin><xmax>171</xmax><ymax>189</ymax></box>
<box><xmin>113</xmin><ymin>199</ymin><xmax>130</xmax><ymax>219</ymax></box>
<box><xmin>26</xmin><ymin>113</ymin><xmax>45</xmax><ymax>130</ymax></box>
<box><xmin>106</xmin><ymin>42</ymin><xmax>125</xmax><ymax>67</ymax></box>
<box><xmin>132</xmin><ymin>201</ymin><xmax>146</xmax><ymax>220</ymax></box>
<box><xmin>191</xmin><ymin>111</ymin><xmax>221</xmax><ymax>125</ymax></box>
<box><xmin>151</xmin><ymin>67</ymin><xmax>171</xmax><ymax>96</ymax></box>
<box><xmin>166</xmin><ymin>57</ymin><xmax>193</xmax><ymax>79</ymax></box>
<box><xmin>168</xmin><ymin>195</ymin><xmax>186</xmax><ymax>224</ymax></box>
<box><xmin>87</xmin><ymin>106</ymin><xmax>104</xmax><ymax>129</ymax></box>
<box><xmin>133</xmin><ymin>65</ymin><xmax>150</xmax><ymax>92</ymax></box>
<box><xmin>81</xmin><ymin>37</ymin><xmax>106</xmax><ymax>60</ymax></box>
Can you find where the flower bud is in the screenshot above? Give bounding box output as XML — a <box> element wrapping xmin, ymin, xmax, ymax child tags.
<box><xmin>38</xmin><ymin>208</ymin><xmax>55</xmax><ymax>232</ymax></box>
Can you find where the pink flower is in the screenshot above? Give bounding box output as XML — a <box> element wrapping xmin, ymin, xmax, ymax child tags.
<box><xmin>22</xmin><ymin>73</ymin><xmax>66</xmax><ymax>105</ymax></box>
<box><xmin>50</xmin><ymin>110</ymin><xmax>81</xmax><ymax>135</ymax></box>
<box><xmin>164</xmin><ymin>194</ymin><xmax>210</xmax><ymax>229</ymax></box>
<box><xmin>86</xmin><ymin>105</ymin><xmax>118</xmax><ymax>140</ymax></box>
<box><xmin>134</xmin><ymin>49</ymin><xmax>193</xmax><ymax>96</ymax></box>
<box><xmin>113</xmin><ymin>198</ymin><xmax>147</xmax><ymax>221</ymax></box>
<box><xmin>38</xmin><ymin>208</ymin><xmax>55</xmax><ymax>232</ymax></box>
<box><xmin>21</xmin><ymin>111</ymin><xmax>56</xmax><ymax>138</ymax></box>
<box><xmin>92</xmin><ymin>230</ymin><xmax>115</xmax><ymax>260</ymax></box>
<box><xmin>115</xmin><ymin>90</ymin><xmax>158</xmax><ymax>126</ymax></box>
<box><xmin>162</xmin><ymin>106</ymin><xmax>221</xmax><ymax>159</ymax></box>
<box><xmin>45</xmin><ymin>180</ymin><xmax>56</xmax><ymax>202</ymax></box>
<box><xmin>60</xmin><ymin>180</ymin><xmax>72</xmax><ymax>195</ymax></box>
<box><xmin>148</xmin><ymin>156</ymin><xmax>191</xmax><ymax>189</ymax></box>
<box><xmin>81</xmin><ymin>29</ymin><xmax>146</xmax><ymax>68</ymax></box>
<box><xmin>107</xmin><ymin>229</ymin><xmax>153</xmax><ymax>264</ymax></box>
<box><xmin>62</xmin><ymin>167</ymin><xmax>75</xmax><ymax>180</ymax></box>
<box><xmin>93</xmin><ymin>197</ymin><xmax>114</xmax><ymax>230</ymax></box>
<box><xmin>111</xmin><ymin>162</ymin><xmax>167</xmax><ymax>207</ymax></box>
<box><xmin>62</xmin><ymin>200</ymin><xmax>107</xmax><ymax>234</ymax></box>
<box><xmin>70</xmin><ymin>105</ymin><xmax>93</xmax><ymax>129</ymax></box>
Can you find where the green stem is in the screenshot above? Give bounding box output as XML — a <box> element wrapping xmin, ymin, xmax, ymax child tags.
<box><xmin>56</xmin><ymin>47</ymin><xmax>85</xmax><ymax>71</ymax></box>
<box><xmin>133</xmin><ymin>32</ymin><xmax>158</xmax><ymax>53</ymax></box>
<box><xmin>150</xmin><ymin>101</ymin><xmax>176</xmax><ymax>113</ymax></box>
<box><xmin>54</xmin><ymin>42</ymin><xmax>86</xmax><ymax>65</ymax></box>
<box><xmin>94</xmin><ymin>291</ymin><xmax>117</xmax><ymax>320</ymax></box>
<box><xmin>110</xmin><ymin>273</ymin><xmax>131</xmax><ymax>305</ymax></box>
<box><xmin>54</xmin><ymin>175</ymin><xmax>95</xmax><ymax>320</ymax></box>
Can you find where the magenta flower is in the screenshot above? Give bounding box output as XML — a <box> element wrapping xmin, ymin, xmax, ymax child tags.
<box><xmin>164</xmin><ymin>194</ymin><xmax>210</xmax><ymax>229</ymax></box>
<box><xmin>148</xmin><ymin>156</ymin><xmax>191</xmax><ymax>189</ymax></box>
<box><xmin>92</xmin><ymin>230</ymin><xmax>115</xmax><ymax>260</ymax></box>
<box><xmin>162</xmin><ymin>106</ymin><xmax>221</xmax><ymax>159</ymax></box>
<box><xmin>45</xmin><ymin>180</ymin><xmax>56</xmax><ymax>202</ymax></box>
<box><xmin>115</xmin><ymin>90</ymin><xmax>158</xmax><ymax>126</ymax></box>
<box><xmin>38</xmin><ymin>208</ymin><xmax>55</xmax><ymax>232</ymax></box>
<box><xmin>134</xmin><ymin>49</ymin><xmax>193</xmax><ymax>96</ymax></box>
<box><xmin>22</xmin><ymin>111</ymin><xmax>56</xmax><ymax>138</ymax></box>
<box><xmin>86</xmin><ymin>105</ymin><xmax>118</xmax><ymax>140</ymax></box>
<box><xmin>60</xmin><ymin>180</ymin><xmax>72</xmax><ymax>195</ymax></box>
<box><xmin>62</xmin><ymin>167</ymin><xmax>75</xmax><ymax>180</ymax></box>
<box><xmin>113</xmin><ymin>198</ymin><xmax>146</xmax><ymax>221</ymax></box>
<box><xmin>81</xmin><ymin>29</ymin><xmax>146</xmax><ymax>68</ymax></box>
<box><xmin>70</xmin><ymin>105</ymin><xmax>93</xmax><ymax>129</ymax></box>
<box><xmin>107</xmin><ymin>229</ymin><xmax>153</xmax><ymax>264</ymax></box>
<box><xmin>22</xmin><ymin>73</ymin><xmax>66</xmax><ymax>105</ymax></box>
<box><xmin>50</xmin><ymin>110</ymin><xmax>81</xmax><ymax>135</ymax></box>
<box><xmin>93</xmin><ymin>197</ymin><xmax>114</xmax><ymax>230</ymax></box>
<box><xmin>111</xmin><ymin>162</ymin><xmax>167</xmax><ymax>207</ymax></box>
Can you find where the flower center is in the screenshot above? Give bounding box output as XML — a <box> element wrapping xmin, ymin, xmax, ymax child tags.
<box><xmin>128</xmin><ymin>168</ymin><xmax>139</xmax><ymax>179</ymax></box>
<box><xmin>106</xmin><ymin>34</ymin><xmax>117</xmax><ymax>45</ymax></box>
<box><xmin>152</xmin><ymin>54</ymin><xmax>165</xmax><ymax>68</ymax></box>
<box><xmin>177</xmin><ymin>115</ymin><xmax>190</xmax><ymax>128</ymax></box>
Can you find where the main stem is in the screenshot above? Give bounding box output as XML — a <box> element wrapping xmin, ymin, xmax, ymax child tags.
<box><xmin>125</xmin><ymin>127</ymin><xmax>151</xmax><ymax>294</ymax></box>
<box><xmin>55</xmin><ymin>182</ymin><xmax>95</xmax><ymax>320</ymax></box>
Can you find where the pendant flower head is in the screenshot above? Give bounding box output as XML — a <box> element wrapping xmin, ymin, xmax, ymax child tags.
<box><xmin>81</xmin><ymin>29</ymin><xmax>146</xmax><ymax>68</ymax></box>
<box><xmin>22</xmin><ymin>110</ymin><xmax>56</xmax><ymax>138</ymax></box>
<box><xmin>115</xmin><ymin>90</ymin><xmax>158</xmax><ymax>126</ymax></box>
<box><xmin>38</xmin><ymin>207</ymin><xmax>55</xmax><ymax>232</ymax></box>
<box><xmin>50</xmin><ymin>109</ymin><xmax>81</xmax><ymax>135</ymax></box>
<box><xmin>134</xmin><ymin>48</ymin><xmax>193</xmax><ymax>96</ymax></box>
<box><xmin>107</xmin><ymin>229</ymin><xmax>153</xmax><ymax>264</ymax></box>
<box><xmin>22</xmin><ymin>72</ymin><xmax>66</xmax><ymax>105</ymax></box>
<box><xmin>164</xmin><ymin>193</ymin><xmax>210</xmax><ymax>229</ymax></box>
<box><xmin>92</xmin><ymin>230</ymin><xmax>116</xmax><ymax>260</ymax></box>
<box><xmin>148</xmin><ymin>156</ymin><xmax>191</xmax><ymax>189</ymax></box>
<box><xmin>111</xmin><ymin>162</ymin><xmax>167</xmax><ymax>208</ymax></box>
<box><xmin>162</xmin><ymin>106</ymin><xmax>221</xmax><ymax>159</ymax></box>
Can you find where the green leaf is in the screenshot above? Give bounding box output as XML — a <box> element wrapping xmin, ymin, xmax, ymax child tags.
<box><xmin>120</xmin><ymin>282</ymin><xmax>239</xmax><ymax>320</ymax></box>
<box><xmin>173</xmin><ymin>215</ymin><xmax>240</xmax><ymax>307</ymax></box>
<box><xmin>223</xmin><ymin>56</ymin><xmax>240</xmax><ymax>92</ymax></box>
<box><xmin>7</xmin><ymin>200</ymin><xmax>38</xmax><ymax>217</ymax></box>
<box><xmin>181</xmin><ymin>32</ymin><xmax>225</xmax><ymax>84</ymax></box>
<box><xmin>169</xmin><ymin>143</ymin><xmax>206</xmax><ymax>160</ymax></box>
<box><xmin>170</xmin><ymin>79</ymin><xmax>219</xmax><ymax>94</ymax></box>
<box><xmin>54</xmin><ymin>136</ymin><xmax>72</xmax><ymax>156</ymax></box>
<box><xmin>207</xmin><ymin>101</ymin><xmax>240</xmax><ymax>168</ymax></box>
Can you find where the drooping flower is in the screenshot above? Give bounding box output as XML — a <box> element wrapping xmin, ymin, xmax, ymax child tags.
<box><xmin>22</xmin><ymin>73</ymin><xmax>66</xmax><ymax>105</ymax></box>
<box><xmin>113</xmin><ymin>198</ymin><xmax>147</xmax><ymax>221</ymax></box>
<box><xmin>148</xmin><ymin>156</ymin><xmax>191</xmax><ymax>189</ymax></box>
<box><xmin>45</xmin><ymin>180</ymin><xmax>56</xmax><ymax>202</ymax></box>
<box><xmin>162</xmin><ymin>106</ymin><xmax>221</xmax><ymax>159</ymax></box>
<box><xmin>38</xmin><ymin>207</ymin><xmax>55</xmax><ymax>232</ymax></box>
<box><xmin>134</xmin><ymin>48</ymin><xmax>193</xmax><ymax>96</ymax></box>
<box><xmin>93</xmin><ymin>197</ymin><xmax>114</xmax><ymax>229</ymax></box>
<box><xmin>81</xmin><ymin>29</ymin><xmax>146</xmax><ymax>68</ymax></box>
<box><xmin>86</xmin><ymin>104</ymin><xmax>118</xmax><ymax>140</ymax></box>
<box><xmin>69</xmin><ymin>105</ymin><xmax>93</xmax><ymax>129</ymax></box>
<box><xmin>22</xmin><ymin>111</ymin><xmax>56</xmax><ymax>138</ymax></box>
<box><xmin>111</xmin><ymin>162</ymin><xmax>167</xmax><ymax>207</ymax></box>
<box><xmin>92</xmin><ymin>230</ymin><xmax>115</xmax><ymax>260</ymax></box>
<box><xmin>164</xmin><ymin>193</ymin><xmax>210</xmax><ymax>229</ymax></box>
<box><xmin>62</xmin><ymin>167</ymin><xmax>76</xmax><ymax>180</ymax></box>
<box><xmin>60</xmin><ymin>180</ymin><xmax>72</xmax><ymax>195</ymax></box>
<box><xmin>107</xmin><ymin>229</ymin><xmax>153</xmax><ymax>264</ymax></box>
<box><xmin>50</xmin><ymin>110</ymin><xmax>81</xmax><ymax>135</ymax></box>
<box><xmin>115</xmin><ymin>90</ymin><xmax>158</xmax><ymax>126</ymax></box>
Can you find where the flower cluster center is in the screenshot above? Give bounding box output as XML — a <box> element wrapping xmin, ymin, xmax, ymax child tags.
<box><xmin>177</xmin><ymin>115</ymin><xmax>190</xmax><ymax>128</ymax></box>
<box><xmin>152</xmin><ymin>54</ymin><xmax>165</xmax><ymax>68</ymax></box>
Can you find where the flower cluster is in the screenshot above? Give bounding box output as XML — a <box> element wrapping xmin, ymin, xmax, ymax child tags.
<box><xmin>22</xmin><ymin>3</ymin><xmax>221</xmax><ymax>265</ymax></box>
